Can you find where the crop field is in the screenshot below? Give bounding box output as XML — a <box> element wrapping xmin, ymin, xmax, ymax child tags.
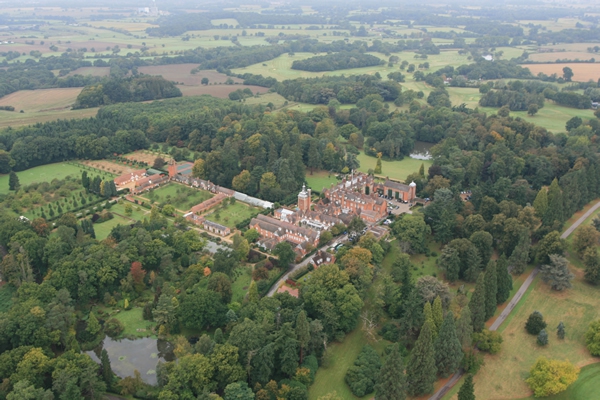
<box><xmin>204</xmin><ymin>201</ymin><xmax>260</xmax><ymax>229</ymax></box>
<box><xmin>527</xmin><ymin>51</ymin><xmax>597</xmax><ymax>62</ymax></box>
<box><xmin>146</xmin><ymin>183</ymin><xmax>213</xmax><ymax>211</ymax></box>
<box><xmin>356</xmin><ymin>152</ymin><xmax>432</xmax><ymax>182</ymax></box>
<box><xmin>178</xmin><ymin>84</ymin><xmax>269</xmax><ymax>98</ymax></box>
<box><xmin>0</xmin><ymin>162</ymin><xmax>94</xmax><ymax>195</ymax></box>
<box><xmin>67</xmin><ymin>67</ymin><xmax>110</xmax><ymax>77</ymax></box>
<box><xmin>524</xmin><ymin>63</ymin><xmax>600</xmax><ymax>82</ymax></box>
<box><xmin>137</xmin><ymin>66</ymin><xmax>243</xmax><ymax>86</ymax></box>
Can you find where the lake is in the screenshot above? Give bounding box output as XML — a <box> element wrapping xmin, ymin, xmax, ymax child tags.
<box><xmin>410</xmin><ymin>140</ymin><xmax>434</xmax><ymax>160</ymax></box>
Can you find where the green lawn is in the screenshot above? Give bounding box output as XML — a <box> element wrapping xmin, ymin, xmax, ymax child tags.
<box><xmin>146</xmin><ymin>183</ymin><xmax>213</xmax><ymax>211</ymax></box>
<box><xmin>112</xmin><ymin>307</ymin><xmax>155</xmax><ymax>338</ymax></box>
<box><xmin>94</xmin><ymin>214</ymin><xmax>135</xmax><ymax>240</ymax></box>
<box><xmin>231</xmin><ymin>267</ymin><xmax>252</xmax><ymax>303</ymax></box>
<box><xmin>204</xmin><ymin>201</ymin><xmax>260</xmax><ymax>229</ymax></box>
<box><xmin>305</xmin><ymin>170</ymin><xmax>339</xmax><ymax>192</ymax></box>
<box><xmin>356</xmin><ymin>152</ymin><xmax>431</xmax><ymax>182</ymax></box>
<box><xmin>0</xmin><ymin>162</ymin><xmax>96</xmax><ymax>195</ymax></box>
<box><xmin>110</xmin><ymin>202</ymin><xmax>149</xmax><ymax>222</ymax></box>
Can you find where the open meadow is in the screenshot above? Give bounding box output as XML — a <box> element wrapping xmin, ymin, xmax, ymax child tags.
<box><xmin>204</xmin><ymin>201</ymin><xmax>260</xmax><ymax>229</ymax></box>
<box><xmin>356</xmin><ymin>152</ymin><xmax>432</xmax><ymax>182</ymax></box>
<box><xmin>305</xmin><ymin>170</ymin><xmax>340</xmax><ymax>192</ymax></box>
<box><xmin>94</xmin><ymin>214</ymin><xmax>135</xmax><ymax>240</ymax></box>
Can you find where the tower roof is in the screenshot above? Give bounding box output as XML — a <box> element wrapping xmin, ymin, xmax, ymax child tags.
<box><xmin>298</xmin><ymin>183</ymin><xmax>309</xmax><ymax>198</ymax></box>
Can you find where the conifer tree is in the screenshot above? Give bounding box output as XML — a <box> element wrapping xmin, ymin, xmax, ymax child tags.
<box><xmin>537</xmin><ymin>329</ymin><xmax>548</xmax><ymax>346</ymax></box>
<box><xmin>532</xmin><ymin>188</ymin><xmax>548</xmax><ymax>219</ymax></box>
<box><xmin>557</xmin><ymin>322</ymin><xmax>565</xmax><ymax>340</ymax></box>
<box><xmin>434</xmin><ymin>313</ymin><xmax>463</xmax><ymax>377</ymax></box>
<box><xmin>457</xmin><ymin>374</ymin><xmax>475</xmax><ymax>400</ymax></box>
<box><xmin>374</xmin><ymin>344</ymin><xmax>407</xmax><ymax>400</ymax></box>
<box><xmin>214</xmin><ymin>328</ymin><xmax>224</xmax><ymax>344</ymax></box>
<box><xmin>509</xmin><ymin>231</ymin><xmax>530</xmax><ymax>275</ymax></box>
<box><xmin>525</xmin><ymin>311</ymin><xmax>547</xmax><ymax>335</ymax></box>
<box><xmin>496</xmin><ymin>254</ymin><xmax>513</xmax><ymax>304</ymax></box>
<box><xmin>440</xmin><ymin>245</ymin><xmax>460</xmax><ymax>282</ymax></box>
<box><xmin>407</xmin><ymin>321</ymin><xmax>437</xmax><ymax>396</ymax></box>
<box><xmin>456</xmin><ymin>306</ymin><xmax>473</xmax><ymax>349</ymax></box>
<box><xmin>419</xmin><ymin>163</ymin><xmax>425</xmax><ymax>176</ymax></box>
<box><xmin>374</xmin><ymin>154</ymin><xmax>382</xmax><ymax>174</ymax></box>
<box><xmin>432</xmin><ymin>296</ymin><xmax>443</xmax><ymax>333</ymax></box>
<box><xmin>86</xmin><ymin>312</ymin><xmax>101</xmax><ymax>337</ymax></box>
<box><xmin>583</xmin><ymin>247</ymin><xmax>600</xmax><ymax>285</ymax></box>
<box><xmin>544</xmin><ymin>178</ymin><xmax>564</xmax><ymax>226</ymax></box>
<box><xmin>8</xmin><ymin>171</ymin><xmax>20</xmax><ymax>191</ymax></box>
<box><xmin>296</xmin><ymin>310</ymin><xmax>310</xmax><ymax>364</ymax></box>
<box><xmin>101</xmin><ymin>349</ymin><xmax>113</xmax><ymax>387</ymax></box>
<box><xmin>423</xmin><ymin>302</ymin><xmax>436</xmax><ymax>339</ymax></box>
<box><xmin>82</xmin><ymin>171</ymin><xmax>90</xmax><ymax>190</ymax></box>
<box><xmin>248</xmin><ymin>280</ymin><xmax>259</xmax><ymax>303</ymax></box>
<box><xmin>469</xmin><ymin>273</ymin><xmax>486</xmax><ymax>332</ymax></box>
<box><xmin>484</xmin><ymin>261</ymin><xmax>497</xmax><ymax>320</ymax></box>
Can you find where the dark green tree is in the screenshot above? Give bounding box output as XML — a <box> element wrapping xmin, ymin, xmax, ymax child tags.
<box><xmin>470</xmin><ymin>231</ymin><xmax>493</xmax><ymax>267</ymax></box>
<box><xmin>469</xmin><ymin>273</ymin><xmax>486</xmax><ymax>332</ymax></box>
<box><xmin>540</xmin><ymin>254</ymin><xmax>574</xmax><ymax>291</ymax></box>
<box><xmin>345</xmin><ymin>345</ymin><xmax>382</xmax><ymax>397</ymax></box>
<box><xmin>509</xmin><ymin>230</ymin><xmax>530</xmax><ymax>275</ymax></box>
<box><xmin>101</xmin><ymin>349</ymin><xmax>113</xmax><ymax>387</ymax></box>
<box><xmin>439</xmin><ymin>245</ymin><xmax>460</xmax><ymax>282</ymax></box>
<box><xmin>525</xmin><ymin>311</ymin><xmax>547</xmax><ymax>335</ymax></box>
<box><xmin>407</xmin><ymin>321</ymin><xmax>437</xmax><ymax>396</ymax></box>
<box><xmin>274</xmin><ymin>241</ymin><xmax>296</xmax><ymax>266</ymax></box>
<box><xmin>296</xmin><ymin>310</ymin><xmax>311</xmax><ymax>364</ymax></box>
<box><xmin>544</xmin><ymin>178</ymin><xmax>564</xmax><ymax>227</ymax></box>
<box><xmin>457</xmin><ymin>374</ymin><xmax>475</xmax><ymax>400</ymax></box>
<box><xmin>275</xmin><ymin>322</ymin><xmax>299</xmax><ymax>378</ymax></box>
<box><xmin>583</xmin><ymin>247</ymin><xmax>600</xmax><ymax>285</ymax></box>
<box><xmin>484</xmin><ymin>261</ymin><xmax>497</xmax><ymax>320</ymax></box>
<box><xmin>434</xmin><ymin>313</ymin><xmax>463</xmax><ymax>377</ymax></box>
<box><xmin>81</xmin><ymin>171</ymin><xmax>90</xmax><ymax>190</ymax></box>
<box><xmin>537</xmin><ymin>329</ymin><xmax>548</xmax><ymax>346</ymax></box>
<box><xmin>456</xmin><ymin>306</ymin><xmax>473</xmax><ymax>349</ymax></box>
<box><xmin>496</xmin><ymin>254</ymin><xmax>513</xmax><ymax>304</ymax></box>
<box><xmin>8</xmin><ymin>171</ymin><xmax>20</xmax><ymax>191</ymax></box>
<box><xmin>557</xmin><ymin>321</ymin><xmax>565</xmax><ymax>340</ymax></box>
<box><xmin>374</xmin><ymin>344</ymin><xmax>407</xmax><ymax>400</ymax></box>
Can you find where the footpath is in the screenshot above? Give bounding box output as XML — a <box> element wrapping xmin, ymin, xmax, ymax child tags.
<box><xmin>428</xmin><ymin>200</ymin><xmax>600</xmax><ymax>400</ymax></box>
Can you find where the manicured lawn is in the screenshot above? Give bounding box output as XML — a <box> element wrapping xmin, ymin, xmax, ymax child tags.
<box><xmin>94</xmin><ymin>214</ymin><xmax>135</xmax><ymax>240</ymax></box>
<box><xmin>204</xmin><ymin>201</ymin><xmax>260</xmax><ymax>229</ymax></box>
<box><xmin>231</xmin><ymin>267</ymin><xmax>252</xmax><ymax>303</ymax></box>
<box><xmin>110</xmin><ymin>202</ymin><xmax>149</xmax><ymax>222</ymax></box>
<box><xmin>112</xmin><ymin>307</ymin><xmax>155</xmax><ymax>338</ymax></box>
<box><xmin>146</xmin><ymin>183</ymin><xmax>213</xmax><ymax>211</ymax></box>
<box><xmin>305</xmin><ymin>170</ymin><xmax>339</xmax><ymax>192</ymax></box>
<box><xmin>0</xmin><ymin>162</ymin><xmax>97</xmax><ymax>195</ymax></box>
<box><xmin>356</xmin><ymin>152</ymin><xmax>432</xmax><ymax>182</ymax></box>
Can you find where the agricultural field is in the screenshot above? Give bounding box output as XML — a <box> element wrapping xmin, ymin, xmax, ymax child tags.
<box><xmin>524</xmin><ymin>63</ymin><xmax>600</xmax><ymax>82</ymax></box>
<box><xmin>0</xmin><ymin>88</ymin><xmax>97</xmax><ymax>128</ymax></box>
<box><xmin>178</xmin><ymin>84</ymin><xmax>269</xmax><ymax>98</ymax></box>
<box><xmin>356</xmin><ymin>152</ymin><xmax>432</xmax><ymax>182</ymax></box>
<box><xmin>527</xmin><ymin>51</ymin><xmax>597</xmax><ymax>63</ymax></box>
<box><xmin>144</xmin><ymin>183</ymin><xmax>213</xmax><ymax>211</ymax></box>
<box><xmin>0</xmin><ymin>162</ymin><xmax>107</xmax><ymax>195</ymax></box>
<box><xmin>204</xmin><ymin>201</ymin><xmax>260</xmax><ymax>229</ymax></box>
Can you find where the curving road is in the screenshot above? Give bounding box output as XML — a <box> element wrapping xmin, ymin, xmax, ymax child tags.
<box><xmin>428</xmin><ymin>200</ymin><xmax>600</xmax><ymax>400</ymax></box>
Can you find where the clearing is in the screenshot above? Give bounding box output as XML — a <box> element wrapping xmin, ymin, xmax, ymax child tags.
<box><xmin>0</xmin><ymin>162</ymin><xmax>94</xmax><ymax>195</ymax></box>
<box><xmin>305</xmin><ymin>170</ymin><xmax>339</xmax><ymax>192</ymax></box>
<box><xmin>94</xmin><ymin>214</ymin><xmax>135</xmax><ymax>240</ymax></box>
<box><xmin>204</xmin><ymin>201</ymin><xmax>260</xmax><ymax>229</ymax></box>
<box><xmin>356</xmin><ymin>153</ymin><xmax>432</xmax><ymax>182</ymax></box>
<box><xmin>523</xmin><ymin>63</ymin><xmax>600</xmax><ymax>82</ymax></box>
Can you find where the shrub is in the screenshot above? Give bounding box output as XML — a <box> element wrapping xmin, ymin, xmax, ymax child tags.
<box><xmin>525</xmin><ymin>311</ymin><xmax>547</xmax><ymax>335</ymax></box>
<box><xmin>585</xmin><ymin>319</ymin><xmax>600</xmax><ymax>356</ymax></box>
<box><xmin>344</xmin><ymin>345</ymin><xmax>381</xmax><ymax>397</ymax></box>
<box><xmin>473</xmin><ymin>329</ymin><xmax>503</xmax><ymax>354</ymax></box>
<box><xmin>104</xmin><ymin>318</ymin><xmax>125</xmax><ymax>338</ymax></box>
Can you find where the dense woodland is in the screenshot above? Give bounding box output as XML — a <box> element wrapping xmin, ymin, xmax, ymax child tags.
<box><xmin>291</xmin><ymin>51</ymin><xmax>384</xmax><ymax>72</ymax></box>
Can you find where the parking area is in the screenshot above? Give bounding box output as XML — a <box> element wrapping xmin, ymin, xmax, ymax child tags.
<box><xmin>387</xmin><ymin>199</ymin><xmax>413</xmax><ymax>215</ymax></box>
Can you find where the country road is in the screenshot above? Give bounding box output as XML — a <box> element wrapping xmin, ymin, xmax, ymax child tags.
<box><xmin>428</xmin><ymin>200</ymin><xmax>600</xmax><ymax>400</ymax></box>
<box><xmin>266</xmin><ymin>235</ymin><xmax>347</xmax><ymax>297</ymax></box>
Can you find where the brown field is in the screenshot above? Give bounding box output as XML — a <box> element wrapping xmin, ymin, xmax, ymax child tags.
<box><xmin>524</xmin><ymin>63</ymin><xmax>600</xmax><ymax>82</ymax></box>
<box><xmin>534</xmin><ymin>43</ymin><xmax>600</xmax><ymax>52</ymax></box>
<box><xmin>81</xmin><ymin>160</ymin><xmax>138</xmax><ymax>176</ymax></box>
<box><xmin>0</xmin><ymin>87</ymin><xmax>82</xmax><ymax>112</ymax></box>
<box><xmin>177</xmin><ymin>84</ymin><xmax>269</xmax><ymax>98</ymax></box>
<box><xmin>137</xmin><ymin>65</ymin><xmax>243</xmax><ymax>86</ymax></box>
<box><xmin>125</xmin><ymin>150</ymin><xmax>172</xmax><ymax>165</ymax></box>
<box><xmin>67</xmin><ymin>67</ymin><xmax>111</xmax><ymax>78</ymax></box>
<box><xmin>528</xmin><ymin>51</ymin><xmax>598</xmax><ymax>62</ymax></box>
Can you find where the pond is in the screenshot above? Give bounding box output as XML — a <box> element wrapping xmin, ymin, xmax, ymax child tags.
<box><xmin>410</xmin><ymin>140</ymin><xmax>434</xmax><ymax>160</ymax></box>
<box><xmin>87</xmin><ymin>336</ymin><xmax>175</xmax><ymax>385</ymax></box>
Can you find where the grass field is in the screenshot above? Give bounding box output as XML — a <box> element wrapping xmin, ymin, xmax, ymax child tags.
<box><xmin>305</xmin><ymin>170</ymin><xmax>339</xmax><ymax>192</ymax></box>
<box><xmin>147</xmin><ymin>183</ymin><xmax>213</xmax><ymax>211</ymax></box>
<box><xmin>204</xmin><ymin>201</ymin><xmax>259</xmax><ymax>229</ymax></box>
<box><xmin>0</xmin><ymin>163</ymin><xmax>93</xmax><ymax>195</ymax></box>
<box><xmin>522</xmin><ymin>363</ymin><xmax>600</xmax><ymax>400</ymax></box>
<box><xmin>356</xmin><ymin>152</ymin><xmax>432</xmax><ymax>182</ymax></box>
<box><xmin>231</xmin><ymin>267</ymin><xmax>252</xmax><ymax>303</ymax></box>
<box><xmin>94</xmin><ymin>214</ymin><xmax>134</xmax><ymax>240</ymax></box>
<box><xmin>110</xmin><ymin>202</ymin><xmax>149</xmax><ymax>222</ymax></box>
<box><xmin>178</xmin><ymin>84</ymin><xmax>269</xmax><ymax>98</ymax></box>
<box><xmin>112</xmin><ymin>307</ymin><xmax>155</xmax><ymax>338</ymax></box>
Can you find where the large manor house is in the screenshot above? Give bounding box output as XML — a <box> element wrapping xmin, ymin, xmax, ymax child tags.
<box><xmin>250</xmin><ymin>173</ymin><xmax>416</xmax><ymax>256</ymax></box>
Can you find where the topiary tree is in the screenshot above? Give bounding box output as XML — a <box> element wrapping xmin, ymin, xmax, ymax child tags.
<box><xmin>537</xmin><ymin>329</ymin><xmax>548</xmax><ymax>346</ymax></box>
<box><xmin>526</xmin><ymin>311</ymin><xmax>547</xmax><ymax>335</ymax></box>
